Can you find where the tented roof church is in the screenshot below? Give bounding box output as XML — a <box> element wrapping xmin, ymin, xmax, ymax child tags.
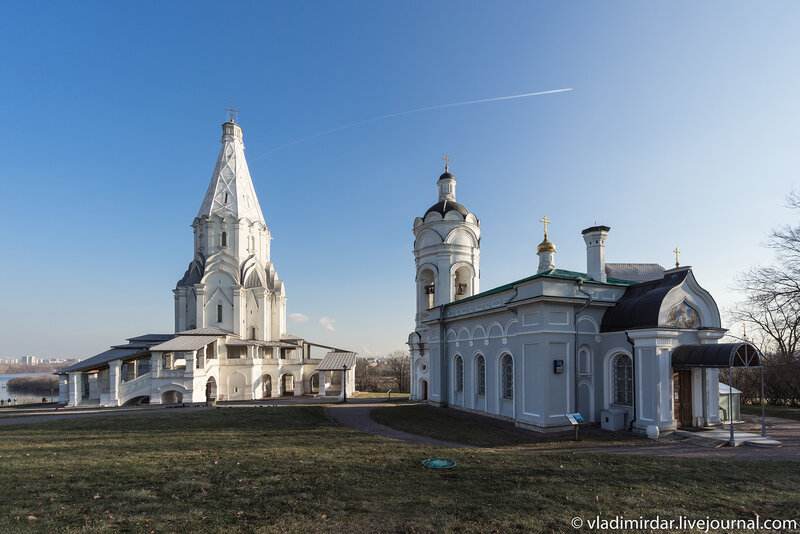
<box><xmin>408</xmin><ymin>163</ymin><xmax>761</xmax><ymax>434</ymax></box>
<box><xmin>57</xmin><ymin>118</ymin><xmax>356</xmax><ymax>406</ymax></box>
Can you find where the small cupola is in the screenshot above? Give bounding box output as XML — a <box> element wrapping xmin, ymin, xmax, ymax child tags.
<box><xmin>437</xmin><ymin>155</ymin><xmax>457</xmax><ymax>202</ymax></box>
<box><xmin>537</xmin><ymin>216</ymin><xmax>556</xmax><ymax>273</ymax></box>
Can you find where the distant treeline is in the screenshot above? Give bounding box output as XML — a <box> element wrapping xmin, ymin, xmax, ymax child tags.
<box><xmin>7</xmin><ymin>375</ymin><xmax>59</xmax><ymax>394</ymax></box>
<box><xmin>0</xmin><ymin>363</ymin><xmax>62</xmax><ymax>374</ymax></box>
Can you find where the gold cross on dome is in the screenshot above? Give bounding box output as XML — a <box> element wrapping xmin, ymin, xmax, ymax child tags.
<box><xmin>673</xmin><ymin>247</ymin><xmax>680</xmax><ymax>268</ymax></box>
<box><xmin>539</xmin><ymin>216</ymin><xmax>552</xmax><ymax>236</ymax></box>
<box><xmin>442</xmin><ymin>154</ymin><xmax>451</xmax><ymax>172</ymax></box>
<box><xmin>225</xmin><ymin>100</ymin><xmax>240</xmax><ymax>123</ymax></box>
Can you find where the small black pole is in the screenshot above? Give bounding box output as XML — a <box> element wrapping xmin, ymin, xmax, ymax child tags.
<box><xmin>342</xmin><ymin>364</ymin><xmax>347</xmax><ymax>403</ymax></box>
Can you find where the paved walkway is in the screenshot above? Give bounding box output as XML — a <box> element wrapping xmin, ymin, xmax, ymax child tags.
<box><xmin>577</xmin><ymin>416</ymin><xmax>800</xmax><ymax>462</ymax></box>
<box><xmin>325</xmin><ymin>401</ymin><xmax>474</xmax><ymax>448</ymax></box>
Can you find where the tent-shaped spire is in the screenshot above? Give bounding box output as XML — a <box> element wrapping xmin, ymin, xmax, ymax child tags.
<box><xmin>197</xmin><ymin>121</ymin><xmax>266</xmax><ymax>224</ymax></box>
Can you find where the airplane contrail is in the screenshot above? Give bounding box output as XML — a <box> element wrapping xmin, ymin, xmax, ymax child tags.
<box><xmin>253</xmin><ymin>87</ymin><xmax>573</xmax><ymax>159</ymax></box>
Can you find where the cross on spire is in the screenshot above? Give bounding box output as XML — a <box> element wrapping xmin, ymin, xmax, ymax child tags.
<box><xmin>673</xmin><ymin>247</ymin><xmax>680</xmax><ymax>268</ymax></box>
<box><xmin>225</xmin><ymin>100</ymin><xmax>240</xmax><ymax>123</ymax></box>
<box><xmin>539</xmin><ymin>216</ymin><xmax>552</xmax><ymax>237</ymax></box>
<box><xmin>442</xmin><ymin>154</ymin><xmax>451</xmax><ymax>172</ymax></box>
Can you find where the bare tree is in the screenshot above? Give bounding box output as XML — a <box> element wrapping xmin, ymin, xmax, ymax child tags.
<box><xmin>730</xmin><ymin>192</ymin><xmax>800</xmax><ymax>405</ymax></box>
<box><xmin>732</xmin><ymin>192</ymin><xmax>800</xmax><ymax>358</ymax></box>
<box><xmin>384</xmin><ymin>350</ymin><xmax>410</xmax><ymax>393</ymax></box>
<box><xmin>354</xmin><ymin>358</ymin><xmax>380</xmax><ymax>392</ymax></box>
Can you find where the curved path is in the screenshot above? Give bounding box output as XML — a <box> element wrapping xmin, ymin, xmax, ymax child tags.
<box><xmin>325</xmin><ymin>401</ymin><xmax>473</xmax><ymax>448</ymax></box>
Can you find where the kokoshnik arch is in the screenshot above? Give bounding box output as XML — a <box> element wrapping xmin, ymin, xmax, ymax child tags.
<box><xmin>408</xmin><ymin>163</ymin><xmax>761</xmax><ymax>434</ymax></box>
<box><xmin>56</xmin><ymin>119</ymin><xmax>356</xmax><ymax>406</ymax></box>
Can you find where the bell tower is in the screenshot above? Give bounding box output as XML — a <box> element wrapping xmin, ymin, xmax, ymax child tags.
<box><xmin>412</xmin><ymin>158</ymin><xmax>480</xmax><ymax>326</ymax></box>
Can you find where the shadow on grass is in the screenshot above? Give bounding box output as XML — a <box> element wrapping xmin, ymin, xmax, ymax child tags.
<box><xmin>371</xmin><ymin>405</ymin><xmax>645</xmax><ymax>449</ymax></box>
<box><xmin>1</xmin><ymin>406</ymin><xmax>799</xmax><ymax>533</ymax></box>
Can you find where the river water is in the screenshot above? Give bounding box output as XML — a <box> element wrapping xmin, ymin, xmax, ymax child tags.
<box><xmin>0</xmin><ymin>373</ymin><xmax>58</xmax><ymax>404</ymax></box>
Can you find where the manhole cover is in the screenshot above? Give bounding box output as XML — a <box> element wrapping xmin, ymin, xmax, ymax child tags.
<box><xmin>421</xmin><ymin>458</ymin><xmax>457</xmax><ymax>469</ymax></box>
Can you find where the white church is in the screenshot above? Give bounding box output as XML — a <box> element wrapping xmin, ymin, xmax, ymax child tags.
<box><xmin>408</xmin><ymin>163</ymin><xmax>761</xmax><ymax>434</ymax></box>
<box><xmin>58</xmin><ymin>118</ymin><xmax>356</xmax><ymax>406</ymax></box>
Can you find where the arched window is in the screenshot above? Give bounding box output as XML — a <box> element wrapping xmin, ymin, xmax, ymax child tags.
<box><xmin>453</xmin><ymin>265</ymin><xmax>472</xmax><ymax>301</ymax></box>
<box><xmin>475</xmin><ymin>355</ymin><xmax>486</xmax><ymax>395</ymax></box>
<box><xmin>454</xmin><ymin>355</ymin><xmax>464</xmax><ymax>392</ymax></box>
<box><xmin>579</xmin><ymin>348</ymin><xmax>591</xmax><ymax>376</ymax></box>
<box><xmin>221</xmin><ymin>232</ymin><xmax>228</xmax><ymax>247</ymax></box>
<box><xmin>419</xmin><ymin>268</ymin><xmax>436</xmax><ymax>311</ymax></box>
<box><xmin>501</xmin><ymin>354</ymin><xmax>513</xmax><ymax>399</ymax></box>
<box><xmin>613</xmin><ymin>354</ymin><xmax>633</xmax><ymax>406</ymax></box>
<box><xmin>216</xmin><ymin>303</ymin><xmax>223</xmax><ymax>323</ymax></box>
<box><xmin>250</xmin><ymin>327</ymin><xmax>256</xmax><ymax>340</ymax></box>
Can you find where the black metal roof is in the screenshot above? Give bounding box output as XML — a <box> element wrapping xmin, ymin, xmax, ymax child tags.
<box><xmin>424</xmin><ymin>200</ymin><xmax>469</xmax><ymax>219</ymax></box>
<box><xmin>582</xmin><ymin>225</ymin><xmax>611</xmax><ymax>235</ymax></box>
<box><xmin>600</xmin><ymin>269</ymin><xmax>690</xmax><ymax>332</ymax></box>
<box><xmin>438</xmin><ymin>171</ymin><xmax>454</xmax><ymax>181</ymax></box>
<box><xmin>672</xmin><ymin>343</ymin><xmax>762</xmax><ymax>368</ymax></box>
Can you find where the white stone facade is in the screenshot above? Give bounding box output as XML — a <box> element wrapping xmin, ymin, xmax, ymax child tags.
<box><xmin>409</xmin><ymin>168</ymin><xmax>728</xmax><ymax>434</ymax></box>
<box><xmin>58</xmin><ymin>120</ymin><xmax>354</xmax><ymax>407</ymax></box>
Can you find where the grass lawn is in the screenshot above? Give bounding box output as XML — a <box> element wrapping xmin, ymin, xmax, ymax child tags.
<box><xmin>370</xmin><ymin>405</ymin><xmax>644</xmax><ymax>449</ymax></box>
<box><xmin>0</xmin><ymin>402</ymin><xmax>58</xmax><ymax>410</ymax></box>
<box><xmin>353</xmin><ymin>391</ymin><xmax>410</xmax><ymax>400</ymax></box>
<box><xmin>0</xmin><ymin>407</ymin><xmax>798</xmax><ymax>533</ymax></box>
<box><xmin>742</xmin><ymin>404</ymin><xmax>800</xmax><ymax>421</ymax></box>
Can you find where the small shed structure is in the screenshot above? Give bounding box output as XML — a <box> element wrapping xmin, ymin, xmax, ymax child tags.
<box><xmin>316</xmin><ymin>352</ymin><xmax>357</xmax><ymax>398</ymax></box>
<box><xmin>718</xmin><ymin>382</ymin><xmax>743</xmax><ymax>423</ymax></box>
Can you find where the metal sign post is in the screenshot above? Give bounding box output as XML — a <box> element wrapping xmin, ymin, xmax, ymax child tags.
<box><xmin>565</xmin><ymin>413</ymin><xmax>584</xmax><ymax>441</ymax></box>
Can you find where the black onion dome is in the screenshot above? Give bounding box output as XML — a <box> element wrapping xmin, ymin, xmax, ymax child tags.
<box><xmin>438</xmin><ymin>171</ymin><xmax>454</xmax><ymax>181</ymax></box>
<box><xmin>424</xmin><ymin>200</ymin><xmax>469</xmax><ymax>219</ymax></box>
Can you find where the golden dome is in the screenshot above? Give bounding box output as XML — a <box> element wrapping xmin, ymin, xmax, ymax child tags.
<box><xmin>537</xmin><ymin>233</ymin><xmax>555</xmax><ymax>253</ymax></box>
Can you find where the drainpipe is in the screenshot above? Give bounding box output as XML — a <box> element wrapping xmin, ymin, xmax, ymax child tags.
<box><xmin>626</xmin><ymin>332</ymin><xmax>636</xmax><ymax>432</ymax></box>
<box><xmin>575</xmin><ymin>280</ymin><xmax>593</xmax><ymax>415</ymax></box>
<box><xmin>439</xmin><ymin>310</ymin><xmax>448</xmax><ymax>407</ymax></box>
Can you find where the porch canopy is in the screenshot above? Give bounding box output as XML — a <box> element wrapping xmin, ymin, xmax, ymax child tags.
<box><xmin>672</xmin><ymin>341</ymin><xmax>765</xmax><ymax>444</ymax></box>
<box><xmin>671</xmin><ymin>342</ymin><xmax>762</xmax><ymax>369</ymax></box>
<box><xmin>316</xmin><ymin>352</ymin><xmax>357</xmax><ymax>371</ymax></box>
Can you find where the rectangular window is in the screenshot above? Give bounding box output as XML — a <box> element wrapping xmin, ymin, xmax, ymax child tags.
<box><xmin>217</xmin><ymin>304</ymin><xmax>223</xmax><ymax>323</ymax></box>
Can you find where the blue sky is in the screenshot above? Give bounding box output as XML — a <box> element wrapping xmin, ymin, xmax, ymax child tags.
<box><xmin>1</xmin><ymin>2</ymin><xmax>799</xmax><ymax>358</ymax></box>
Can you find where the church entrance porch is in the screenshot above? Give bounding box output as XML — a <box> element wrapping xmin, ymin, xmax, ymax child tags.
<box><xmin>671</xmin><ymin>342</ymin><xmax>767</xmax><ymax>444</ymax></box>
<box><xmin>672</xmin><ymin>370</ymin><xmax>693</xmax><ymax>428</ymax></box>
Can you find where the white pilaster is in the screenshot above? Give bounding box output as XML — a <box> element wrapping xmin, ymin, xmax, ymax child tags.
<box><xmin>58</xmin><ymin>375</ymin><xmax>68</xmax><ymax>404</ymax></box>
<box><xmin>109</xmin><ymin>360</ymin><xmax>122</xmax><ymax>406</ymax></box>
<box><xmin>195</xmin><ymin>285</ymin><xmax>206</xmax><ymax>329</ymax></box>
<box><xmin>627</xmin><ymin>329</ymin><xmax>680</xmax><ymax>434</ymax></box>
<box><xmin>233</xmin><ymin>285</ymin><xmax>242</xmax><ymax>337</ymax></box>
<box><xmin>67</xmin><ymin>372</ymin><xmax>81</xmax><ymax>407</ymax></box>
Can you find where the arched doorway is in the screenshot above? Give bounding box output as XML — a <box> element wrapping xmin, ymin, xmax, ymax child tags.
<box><xmin>262</xmin><ymin>375</ymin><xmax>272</xmax><ymax>398</ymax></box>
<box><xmin>205</xmin><ymin>377</ymin><xmax>217</xmax><ymax>403</ymax></box>
<box><xmin>310</xmin><ymin>373</ymin><xmax>320</xmax><ymax>394</ymax></box>
<box><xmin>281</xmin><ymin>374</ymin><xmax>294</xmax><ymax>396</ymax></box>
<box><xmin>161</xmin><ymin>390</ymin><xmax>184</xmax><ymax>404</ymax></box>
<box><xmin>420</xmin><ymin>379</ymin><xmax>428</xmax><ymax>400</ymax></box>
